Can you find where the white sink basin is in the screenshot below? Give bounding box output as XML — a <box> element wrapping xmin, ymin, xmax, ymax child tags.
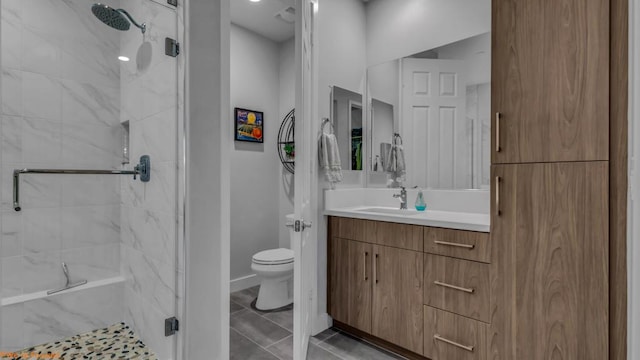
<box><xmin>357</xmin><ymin>207</ymin><xmax>421</xmax><ymax>216</ymax></box>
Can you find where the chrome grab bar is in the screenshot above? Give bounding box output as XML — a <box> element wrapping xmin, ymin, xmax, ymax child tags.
<box><xmin>13</xmin><ymin>155</ymin><xmax>151</xmax><ymax>211</ymax></box>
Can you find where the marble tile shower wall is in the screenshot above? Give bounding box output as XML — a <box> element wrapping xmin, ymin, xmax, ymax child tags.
<box><xmin>0</xmin><ymin>0</ymin><xmax>125</xmax><ymax>350</ymax></box>
<box><xmin>118</xmin><ymin>0</ymin><xmax>180</xmax><ymax>359</ymax></box>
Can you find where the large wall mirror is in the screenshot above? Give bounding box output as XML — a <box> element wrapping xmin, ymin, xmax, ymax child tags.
<box><xmin>365</xmin><ymin>0</ymin><xmax>491</xmax><ymax>190</ymax></box>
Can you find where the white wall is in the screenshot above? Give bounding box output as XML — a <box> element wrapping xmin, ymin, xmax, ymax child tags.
<box><xmin>230</xmin><ymin>24</ymin><xmax>282</xmax><ymax>281</ymax></box>
<box><xmin>434</xmin><ymin>32</ymin><xmax>491</xmax><ymax>86</ymax></box>
<box><xmin>366</xmin><ymin>0</ymin><xmax>491</xmax><ymax>66</ymax></box>
<box><xmin>278</xmin><ymin>38</ymin><xmax>295</xmax><ymax>249</ymax></box>
<box><xmin>185</xmin><ymin>0</ymin><xmax>230</xmax><ymax>358</ymax></box>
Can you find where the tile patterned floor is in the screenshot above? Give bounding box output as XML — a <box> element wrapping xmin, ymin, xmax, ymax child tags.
<box><xmin>8</xmin><ymin>322</ymin><xmax>156</xmax><ymax>360</ymax></box>
<box><xmin>230</xmin><ymin>287</ymin><xmax>405</xmax><ymax>360</ymax></box>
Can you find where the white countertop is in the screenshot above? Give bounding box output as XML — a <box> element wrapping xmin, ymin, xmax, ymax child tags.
<box><xmin>324</xmin><ymin>188</ymin><xmax>491</xmax><ymax>232</ymax></box>
<box><xmin>325</xmin><ymin>206</ymin><xmax>490</xmax><ymax>233</ymax></box>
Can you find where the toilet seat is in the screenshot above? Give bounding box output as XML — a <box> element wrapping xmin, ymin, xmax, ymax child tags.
<box><xmin>252</xmin><ymin>248</ymin><xmax>294</xmax><ymax>265</ymax></box>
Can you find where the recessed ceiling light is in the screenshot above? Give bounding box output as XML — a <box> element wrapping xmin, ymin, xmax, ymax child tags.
<box><xmin>250</xmin><ymin>0</ymin><xmax>261</xmax><ymax>2</ymax></box>
<box><xmin>118</xmin><ymin>56</ymin><xmax>130</xmax><ymax>62</ymax></box>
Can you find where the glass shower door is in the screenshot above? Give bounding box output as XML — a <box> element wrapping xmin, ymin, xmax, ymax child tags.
<box><xmin>0</xmin><ymin>0</ymin><xmax>184</xmax><ymax>359</ymax></box>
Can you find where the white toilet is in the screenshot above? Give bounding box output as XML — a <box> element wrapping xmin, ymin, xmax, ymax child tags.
<box><xmin>251</xmin><ymin>247</ymin><xmax>294</xmax><ymax>310</ymax></box>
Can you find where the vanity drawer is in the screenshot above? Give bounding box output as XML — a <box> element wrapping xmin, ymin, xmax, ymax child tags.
<box><xmin>366</xmin><ymin>221</ymin><xmax>422</xmax><ymax>251</ymax></box>
<box><xmin>424</xmin><ymin>254</ymin><xmax>489</xmax><ymax>322</ymax></box>
<box><xmin>330</xmin><ymin>217</ymin><xmax>368</xmax><ymax>242</ymax></box>
<box><xmin>424</xmin><ymin>227</ymin><xmax>490</xmax><ymax>263</ymax></box>
<box><xmin>424</xmin><ymin>306</ymin><xmax>487</xmax><ymax>360</ymax></box>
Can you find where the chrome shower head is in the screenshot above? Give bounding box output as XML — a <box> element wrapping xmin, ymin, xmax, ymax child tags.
<box><xmin>91</xmin><ymin>3</ymin><xmax>146</xmax><ymax>34</ymax></box>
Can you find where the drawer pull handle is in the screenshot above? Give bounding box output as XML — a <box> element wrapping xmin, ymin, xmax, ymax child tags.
<box><xmin>434</xmin><ymin>240</ymin><xmax>475</xmax><ymax>250</ymax></box>
<box><xmin>495</xmin><ymin>112</ymin><xmax>501</xmax><ymax>152</ymax></box>
<box><xmin>434</xmin><ymin>281</ymin><xmax>475</xmax><ymax>293</ymax></box>
<box><xmin>434</xmin><ymin>335</ymin><xmax>475</xmax><ymax>352</ymax></box>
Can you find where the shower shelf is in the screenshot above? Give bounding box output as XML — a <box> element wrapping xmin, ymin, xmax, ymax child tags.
<box><xmin>12</xmin><ymin>155</ymin><xmax>151</xmax><ymax>211</ymax></box>
<box><xmin>1</xmin><ymin>276</ymin><xmax>126</xmax><ymax>307</ymax></box>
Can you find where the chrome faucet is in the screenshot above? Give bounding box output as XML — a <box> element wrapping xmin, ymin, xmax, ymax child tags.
<box><xmin>393</xmin><ymin>187</ymin><xmax>408</xmax><ymax>210</ymax></box>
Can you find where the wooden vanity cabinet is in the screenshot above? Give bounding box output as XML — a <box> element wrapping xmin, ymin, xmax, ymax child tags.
<box><xmin>367</xmin><ymin>221</ymin><xmax>423</xmax><ymax>251</ymax></box>
<box><xmin>424</xmin><ymin>306</ymin><xmax>487</xmax><ymax>360</ymax></box>
<box><xmin>424</xmin><ymin>254</ymin><xmax>490</xmax><ymax>323</ymax></box>
<box><xmin>348</xmin><ymin>240</ymin><xmax>373</xmax><ymax>333</ymax></box>
<box><xmin>424</xmin><ymin>227</ymin><xmax>490</xmax><ymax>263</ymax></box>
<box><xmin>328</xmin><ymin>236</ymin><xmax>372</xmax><ymax>333</ymax></box>
<box><xmin>328</xmin><ymin>218</ymin><xmax>425</xmax><ymax>356</ymax></box>
<box><xmin>372</xmin><ymin>245</ymin><xmax>424</xmax><ymax>354</ymax></box>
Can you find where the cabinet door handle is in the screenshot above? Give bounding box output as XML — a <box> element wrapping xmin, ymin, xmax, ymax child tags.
<box><xmin>495</xmin><ymin>176</ymin><xmax>501</xmax><ymax>216</ymax></box>
<box><xmin>434</xmin><ymin>335</ymin><xmax>474</xmax><ymax>352</ymax></box>
<box><xmin>495</xmin><ymin>112</ymin><xmax>501</xmax><ymax>152</ymax></box>
<box><xmin>434</xmin><ymin>240</ymin><xmax>475</xmax><ymax>250</ymax></box>
<box><xmin>434</xmin><ymin>280</ymin><xmax>475</xmax><ymax>293</ymax></box>
<box><xmin>364</xmin><ymin>252</ymin><xmax>368</xmax><ymax>281</ymax></box>
<box><xmin>374</xmin><ymin>254</ymin><xmax>379</xmax><ymax>284</ymax></box>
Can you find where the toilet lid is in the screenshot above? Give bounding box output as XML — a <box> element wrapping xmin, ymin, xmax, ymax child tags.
<box><xmin>252</xmin><ymin>248</ymin><xmax>294</xmax><ymax>265</ymax></box>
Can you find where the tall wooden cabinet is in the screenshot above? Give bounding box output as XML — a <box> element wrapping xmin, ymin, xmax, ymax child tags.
<box><xmin>490</xmin><ymin>163</ymin><xmax>609</xmax><ymax>359</ymax></box>
<box><xmin>492</xmin><ymin>0</ymin><xmax>609</xmax><ymax>164</ymax></box>
<box><xmin>490</xmin><ymin>0</ymin><xmax>612</xmax><ymax>357</ymax></box>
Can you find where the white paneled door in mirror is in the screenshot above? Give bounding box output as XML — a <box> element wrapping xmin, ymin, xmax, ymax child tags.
<box><xmin>402</xmin><ymin>58</ymin><xmax>469</xmax><ymax>189</ymax></box>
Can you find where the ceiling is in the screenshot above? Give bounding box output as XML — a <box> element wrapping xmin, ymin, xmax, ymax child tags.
<box><xmin>230</xmin><ymin>0</ymin><xmax>296</xmax><ymax>42</ymax></box>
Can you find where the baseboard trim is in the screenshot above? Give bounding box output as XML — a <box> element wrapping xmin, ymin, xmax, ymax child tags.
<box><xmin>230</xmin><ymin>274</ymin><xmax>260</xmax><ymax>293</ymax></box>
<box><xmin>333</xmin><ymin>321</ymin><xmax>428</xmax><ymax>360</ymax></box>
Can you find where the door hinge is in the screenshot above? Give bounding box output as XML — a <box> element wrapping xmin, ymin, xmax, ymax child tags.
<box><xmin>167</xmin><ymin>0</ymin><xmax>177</xmax><ymax>7</ymax></box>
<box><xmin>165</xmin><ymin>317</ymin><xmax>179</xmax><ymax>336</ymax></box>
<box><xmin>165</xmin><ymin>38</ymin><xmax>180</xmax><ymax>57</ymax></box>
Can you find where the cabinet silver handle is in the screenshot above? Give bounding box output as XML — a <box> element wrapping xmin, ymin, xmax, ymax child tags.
<box><xmin>495</xmin><ymin>112</ymin><xmax>501</xmax><ymax>152</ymax></box>
<box><xmin>434</xmin><ymin>281</ymin><xmax>475</xmax><ymax>293</ymax></box>
<box><xmin>434</xmin><ymin>240</ymin><xmax>475</xmax><ymax>250</ymax></box>
<box><xmin>434</xmin><ymin>335</ymin><xmax>474</xmax><ymax>352</ymax></box>
<box><xmin>364</xmin><ymin>252</ymin><xmax>368</xmax><ymax>281</ymax></box>
<box><xmin>495</xmin><ymin>176</ymin><xmax>501</xmax><ymax>216</ymax></box>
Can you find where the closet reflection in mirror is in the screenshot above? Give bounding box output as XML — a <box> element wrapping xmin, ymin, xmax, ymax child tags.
<box><xmin>331</xmin><ymin>86</ymin><xmax>363</xmax><ymax>171</ymax></box>
<box><xmin>367</xmin><ymin>33</ymin><xmax>491</xmax><ymax>190</ymax></box>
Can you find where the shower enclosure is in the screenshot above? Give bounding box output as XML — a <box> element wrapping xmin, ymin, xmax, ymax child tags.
<box><xmin>0</xmin><ymin>0</ymin><xmax>185</xmax><ymax>358</ymax></box>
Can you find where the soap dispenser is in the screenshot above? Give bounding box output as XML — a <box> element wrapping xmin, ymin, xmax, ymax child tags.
<box><xmin>415</xmin><ymin>188</ymin><xmax>426</xmax><ymax>211</ymax></box>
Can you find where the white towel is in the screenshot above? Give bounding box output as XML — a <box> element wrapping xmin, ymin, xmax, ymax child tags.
<box><xmin>318</xmin><ymin>133</ymin><xmax>343</xmax><ymax>186</ymax></box>
<box><xmin>385</xmin><ymin>143</ymin><xmax>406</xmax><ymax>182</ymax></box>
